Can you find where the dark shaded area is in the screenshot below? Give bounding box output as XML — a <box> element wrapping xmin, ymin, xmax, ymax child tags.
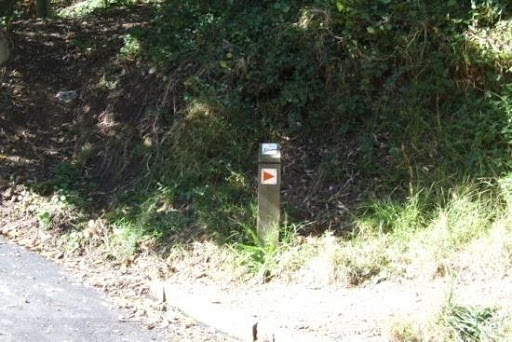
<box><xmin>1</xmin><ymin>0</ymin><xmax>512</xmax><ymax>249</ymax></box>
<box><xmin>123</xmin><ymin>0</ymin><xmax>512</xmax><ymax>236</ymax></box>
<box><xmin>0</xmin><ymin>5</ymin><xmax>165</xmax><ymax>227</ymax></box>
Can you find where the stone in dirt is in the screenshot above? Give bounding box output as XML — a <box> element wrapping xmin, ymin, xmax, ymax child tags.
<box><xmin>3</xmin><ymin>187</ymin><xmax>13</xmax><ymax>199</ymax></box>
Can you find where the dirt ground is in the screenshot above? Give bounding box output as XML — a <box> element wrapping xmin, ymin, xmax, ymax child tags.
<box><xmin>179</xmin><ymin>278</ymin><xmax>512</xmax><ymax>341</ymax></box>
<box><xmin>3</xmin><ymin>195</ymin><xmax>512</xmax><ymax>342</ymax></box>
<box><xmin>2</xmin><ymin>180</ymin><xmax>511</xmax><ymax>342</ymax></box>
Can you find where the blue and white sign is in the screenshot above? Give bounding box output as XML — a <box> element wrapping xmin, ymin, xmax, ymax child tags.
<box><xmin>261</xmin><ymin>143</ymin><xmax>279</xmax><ymax>156</ymax></box>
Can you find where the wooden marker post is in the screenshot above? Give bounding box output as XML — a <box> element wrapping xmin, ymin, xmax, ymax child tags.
<box><xmin>257</xmin><ymin>143</ymin><xmax>281</xmax><ymax>246</ymax></box>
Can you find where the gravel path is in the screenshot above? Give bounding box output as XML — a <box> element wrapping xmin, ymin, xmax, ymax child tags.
<box><xmin>0</xmin><ymin>237</ymin><xmax>165</xmax><ymax>342</ymax></box>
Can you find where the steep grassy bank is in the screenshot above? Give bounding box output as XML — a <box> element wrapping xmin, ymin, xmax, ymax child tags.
<box><xmin>3</xmin><ymin>2</ymin><xmax>512</xmax><ymax>339</ymax></box>
<box><xmin>3</xmin><ymin>0</ymin><xmax>512</xmax><ymax>277</ymax></box>
<box><xmin>100</xmin><ymin>0</ymin><xmax>512</xmax><ymax>242</ymax></box>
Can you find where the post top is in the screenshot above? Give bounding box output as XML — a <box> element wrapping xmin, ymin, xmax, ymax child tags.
<box><xmin>259</xmin><ymin>143</ymin><xmax>281</xmax><ymax>163</ymax></box>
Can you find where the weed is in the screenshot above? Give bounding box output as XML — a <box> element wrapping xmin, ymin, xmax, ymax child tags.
<box><xmin>108</xmin><ymin>184</ymin><xmax>194</xmax><ymax>251</ymax></box>
<box><xmin>424</xmin><ymin>185</ymin><xmax>496</xmax><ymax>251</ymax></box>
<box><xmin>64</xmin><ymin>230</ymin><xmax>83</xmax><ymax>253</ymax></box>
<box><xmin>230</xmin><ymin>239</ymin><xmax>277</xmax><ymax>281</ymax></box>
<box><xmin>71</xmin><ymin>38</ymin><xmax>97</xmax><ymax>55</ymax></box>
<box><xmin>387</xmin><ymin>319</ymin><xmax>422</xmax><ymax>342</ymax></box>
<box><xmin>498</xmin><ymin>173</ymin><xmax>512</xmax><ymax>210</ymax></box>
<box><xmin>37</xmin><ymin>210</ymin><xmax>52</xmax><ymax>230</ymax></box>
<box><xmin>228</xmin><ymin>207</ymin><xmax>277</xmax><ymax>279</ymax></box>
<box><xmin>440</xmin><ymin>293</ymin><xmax>503</xmax><ymax>342</ymax></box>
<box><xmin>111</xmin><ymin>218</ymin><xmax>146</xmax><ymax>256</ymax></box>
<box><xmin>120</xmin><ymin>33</ymin><xmax>140</xmax><ymax>58</ymax></box>
<box><xmin>331</xmin><ymin>237</ymin><xmax>391</xmax><ymax>286</ymax></box>
<box><xmin>387</xmin><ymin>291</ymin><xmax>511</xmax><ymax>342</ymax></box>
<box><xmin>355</xmin><ymin>190</ymin><xmax>427</xmax><ymax>235</ymax></box>
<box><xmin>225</xmin><ymin>209</ymin><xmax>313</xmax><ymax>281</ymax></box>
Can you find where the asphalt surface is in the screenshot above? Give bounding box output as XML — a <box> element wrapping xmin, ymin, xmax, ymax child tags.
<box><xmin>0</xmin><ymin>237</ymin><xmax>165</xmax><ymax>342</ymax></box>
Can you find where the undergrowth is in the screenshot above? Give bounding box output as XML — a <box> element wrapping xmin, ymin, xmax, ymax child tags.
<box><xmin>388</xmin><ymin>290</ymin><xmax>510</xmax><ymax>342</ymax></box>
<box><xmin>6</xmin><ymin>0</ymin><xmax>512</xmax><ymax>283</ymax></box>
<box><xmin>113</xmin><ymin>0</ymin><xmax>512</xmax><ymax>243</ymax></box>
<box><xmin>232</xmin><ymin>175</ymin><xmax>512</xmax><ymax>285</ymax></box>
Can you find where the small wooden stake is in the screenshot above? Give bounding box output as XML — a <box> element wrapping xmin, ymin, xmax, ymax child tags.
<box><xmin>257</xmin><ymin>143</ymin><xmax>281</xmax><ymax>246</ymax></box>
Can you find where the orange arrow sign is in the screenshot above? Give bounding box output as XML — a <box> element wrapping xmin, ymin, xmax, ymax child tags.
<box><xmin>263</xmin><ymin>171</ymin><xmax>274</xmax><ymax>182</ymax></box>
<box><xmin>261</xmin><ymin>168</ymin><xmax>278</xmax><ymax>185</ymax></box>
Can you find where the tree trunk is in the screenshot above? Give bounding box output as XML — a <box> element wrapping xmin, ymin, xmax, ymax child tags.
<box><xmin>35</xmin><ymin>0</ymin><xmax>50</xmax><ymax>18</ymax></box>
<box><xmin>0</xmin><ymin>29</ymin><xmax>10</xmax><ymax>66</ymax></box>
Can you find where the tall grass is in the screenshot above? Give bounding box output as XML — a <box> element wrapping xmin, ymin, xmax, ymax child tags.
<box><xmin>388</xmin><ymin>292</ymin><xmax>511</xmax><ymax>342</ymax></box>
<box><xmin>31</xmin><ymin>0</ymin><xmax>512</xmax><ymax>285</ymax></box>
<box><xmin>250</xmin><ymin>176</ymin><xmax>512</xmax><ymax>286</ymax></box>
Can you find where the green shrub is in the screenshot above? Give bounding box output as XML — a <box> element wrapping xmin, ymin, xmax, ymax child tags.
<box><xmin>53</xmin><ymin>0</ymin><xmax>512</xmax><ymax>243</ymax></box>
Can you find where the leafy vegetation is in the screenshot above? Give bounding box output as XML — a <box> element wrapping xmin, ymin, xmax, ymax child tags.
<box><xmin>4</xmin><ymin>2</ymin><xmax>512</xmax><ymax>339</ymax></box>
<box><xmin>441</xmin><ymin>301</ymin><xmax>499</xmax><ymax>342</ymax></box>
<box><xmin>388</xmin><ymin>291</ymin><xmax>510</xmax><ymax>342</ymax></box>
<box><xmin>3</xmin><ymin>0</ymin><xmax>512</xmax><ymax>281</ymax></box>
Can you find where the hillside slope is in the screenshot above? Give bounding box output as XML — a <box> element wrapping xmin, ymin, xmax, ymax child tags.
<box><xmin>2</xmin><ymin>1</ymin><xmax>512</xmax><ymax>340</ymax></box>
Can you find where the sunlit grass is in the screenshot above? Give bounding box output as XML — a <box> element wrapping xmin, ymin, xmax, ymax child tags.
<box><xmin>57</xmin><ymin>0</ymin><xmax>110</xmax><ymax>17</ymax></box>
<box><xmin>387</xmin><ymin>293</ymin><xmax>511</xmax><ymax>342</ymax></box>
<box><xmin>466</xmin><ymin>19</ymin><xmax>512</xmax><ymax>68</ymax></box>
<box><xmin>226</xmin><ymin>177</ymin><xmax>512</xmax><ymax>287</ymax></box>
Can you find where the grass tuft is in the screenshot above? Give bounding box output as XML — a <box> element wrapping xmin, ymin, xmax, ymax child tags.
<box><xmin>440</xmin><ymin>294</ymin><xmax>504</xmax><ymax>342</ymax></box>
